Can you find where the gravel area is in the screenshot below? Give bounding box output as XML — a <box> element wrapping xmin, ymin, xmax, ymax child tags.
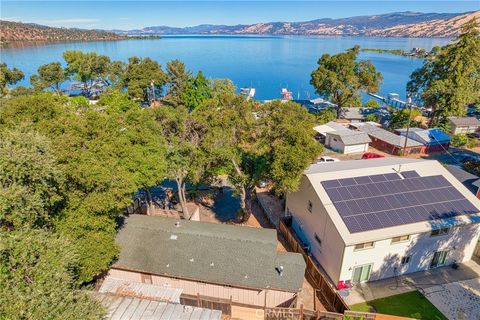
<box><xmin>423</xmin><ymin>278</ymin><xmax>480</xmax><ymax>320</ymax></box>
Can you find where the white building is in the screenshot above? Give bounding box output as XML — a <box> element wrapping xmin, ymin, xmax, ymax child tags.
<box><xmin>447</xmin><ymin>117</ymin><xmax>480</xmax><ymax>134</ymax></box>
<box><xmin>325</xmin><ymin>130</ymin><xmax>371</xmax><ymax>154</ymax></box>
<box><xmin>285</xmin><ymin>158</ymin><xmax>480</xmax><ymax>287</ymax></box>
<box><xmin>313</xmin><ymin>121</ymin><xmax>371</xmax><ymax>154</ymax></box>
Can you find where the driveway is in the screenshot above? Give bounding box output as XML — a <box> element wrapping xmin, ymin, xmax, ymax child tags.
<box><xmin>423</xmin><ymin>278</ymin><xmax>480</xmax><ymax>320</ymax></box>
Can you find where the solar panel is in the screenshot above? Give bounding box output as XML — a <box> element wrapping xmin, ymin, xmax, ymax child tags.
<box><xmin>321</xmin><ymin>173</ymin><xmax>479</xmax><ymax>233</ymax></box>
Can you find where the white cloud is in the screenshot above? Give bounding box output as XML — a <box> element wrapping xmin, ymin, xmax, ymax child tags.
<box><xmin>1</xmin><ymin>17</ymin><xmax>20</xmax><ymax>21</ymax></box>
<box><xmin>41</xmin><ymin>18</ymin><xmax>100</xmax><ymax>26</ymax></box>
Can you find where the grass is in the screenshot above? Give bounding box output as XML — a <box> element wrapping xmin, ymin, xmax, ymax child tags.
<box><xmin>349</xmin><ymin>290</ymin><xmax>447</xmax><ymax>320</ymax></box>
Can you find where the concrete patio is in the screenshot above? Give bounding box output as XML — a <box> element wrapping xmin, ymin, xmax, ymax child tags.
<box><xmin>341</xmin><ymin>260</ymin><xmax>480</xmax><ymax>306</ymax></box>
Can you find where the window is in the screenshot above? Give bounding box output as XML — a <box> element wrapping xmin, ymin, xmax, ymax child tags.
<box><xmin>430</xmin><ymin>228</ymin><xmax>449</xmax><ymax>237</ymax></box>
<box><xmin>401</xmin><ymin>255</ymin><xmax>412</xmax><ymax>265</ymax></box>
<box><xmin>314</xmin><ymin>233</ymin><xmax>322</xmax><ymax>246</ymax></box>
<box><xmin>308</xmin><ymin>200</ymin><xmax>313</xmax><ymax>213</ymax></box>
<box><xmin>392</xmin><ymin>235</ymin><xmax>411</xmax><ymax>244</ymax></box>
<box><xmin>354</xmin><ymin>241</ymin><xmax>374</xmax><ymax>251</ymax></box>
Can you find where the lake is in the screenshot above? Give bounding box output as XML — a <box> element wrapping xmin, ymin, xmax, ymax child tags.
<box><xmin>1</xmin><ymin>35</ymin><xmax>451</xmax><ymax>101</ymax></box>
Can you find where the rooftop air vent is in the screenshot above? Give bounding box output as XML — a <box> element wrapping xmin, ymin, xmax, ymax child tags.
<box><xmin>276</xmin><ymin>265</ymin><xmax>284</xmax><ymax>276</ymax></box>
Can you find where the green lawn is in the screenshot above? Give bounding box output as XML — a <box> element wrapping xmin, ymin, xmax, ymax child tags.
<box><xmin>349</xmin><ymin>290</ymin><xmax>447</xmax><ymax>320</ymax></box>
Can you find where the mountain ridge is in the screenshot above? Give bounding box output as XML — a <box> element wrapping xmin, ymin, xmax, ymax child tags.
<box><xmin>115</xmin><ymin>11</ymin><xmax>479</xmax><ymax>38</ymax></box>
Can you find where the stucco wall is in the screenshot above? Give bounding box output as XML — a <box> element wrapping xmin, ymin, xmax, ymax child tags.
<box><xmin>108</xmin><ymin>268</ymin><xmax>296</xmax><ymax>308</ymax></box>
<box><xmin>285</xmin><ymin>176</ymin><xmax>345</xmax><ymax>284</ymax></box>
<box><xmin>338</xmin><ymin>223</ymin><xmax>480</xmax><ymax>283</ymax></box>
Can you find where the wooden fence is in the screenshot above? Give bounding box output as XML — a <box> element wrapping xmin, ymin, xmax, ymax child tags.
<box><xmin>278</xmin><ymin>218</ymin><xmax>349</xmax><ymax>314</ymax></box>
<box><xmin>180</xmin><ymin>293</ymin><xmax>232</xmax><ymax>316</ymax></box>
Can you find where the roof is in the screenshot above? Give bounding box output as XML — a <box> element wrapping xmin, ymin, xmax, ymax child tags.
<box><xmin>97</xmin><ymin>293</ymin><xmax>222</xmax><ymax>320</ymax></box>
<box><xmin>446</xmin><ymin>165</ymin><xmax>480</xmax><ymax>194</ymax></box>
<box><xmin>339</xmin><ymin>107</ymin><xmax>379</xmax><ymax>120</ymax></box>
<box><xmin>447</xmin><ymin>117</ymin><xmax>480</xmax><ymax>127</ymax></box>
<box><xmin>99</xmin><ymin>277</ymin><xmax>182</xmax><ymax>303</ymax></box>
<box><xmin>114</xmin><ymin>215</ymin><xmax>305</xmax><ymax>292</ymax></box>
<box><xmin>302</xmin><ymin>158</ymin><xmax>480</xmax><ymax>244</ymax></box>
<box><xmin>326</xmin><ymin>130</ymin><xmax>371</xmax><ymax>145</ymax></box>
<box><xmin>313</xmin><ymin>121</ymin><xmax>347</xmax><ymax>135</ymax></box>
<box><xmin>396</xmin><ymin>128</ymin><xmax>450</xmax><ymax>145</ymax></box>
<box><xmin>358</xmin><ymin>124</ymin><xmax>423</xmax><ymax>148</ymax></box>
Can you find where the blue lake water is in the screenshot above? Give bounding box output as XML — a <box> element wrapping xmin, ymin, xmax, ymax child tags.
<box><xmin>0</xmin><ymin>35</ymin><xmax>451</xmax><ymax>101</ymax></box>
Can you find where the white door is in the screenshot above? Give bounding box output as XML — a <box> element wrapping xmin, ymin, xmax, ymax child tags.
<box><xmin>345</xmin><ymin>144</ymin><xmax>368</xmax><ymax>154</ymax></box>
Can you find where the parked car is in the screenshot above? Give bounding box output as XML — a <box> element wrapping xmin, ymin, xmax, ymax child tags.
<box><xmin>362</xmin><ymin>152</ymin><xmax>385</xmax><ymax>159</ymax></box>
<box><xmin>317</xmin><ymin>156</ymin><xmax>340</xmax><ymax>163</ymax></box>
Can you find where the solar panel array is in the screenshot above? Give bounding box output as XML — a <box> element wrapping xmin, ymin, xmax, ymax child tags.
<box><xmin>321</xmin><ymin>171</ymin><xmax>478</xmax><ymax>233</ymax></box>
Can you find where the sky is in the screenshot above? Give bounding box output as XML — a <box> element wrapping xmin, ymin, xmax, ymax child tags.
<box><xmin>1</xmin><ymin>1</ymin><xmax>479</xmax><ymax>29</ymax></box>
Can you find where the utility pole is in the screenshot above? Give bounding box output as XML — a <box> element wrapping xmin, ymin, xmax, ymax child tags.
<box><xmin>402</xmin><ymin>94</ymin><xmax>413</xmax><ymax>157</ymax></box>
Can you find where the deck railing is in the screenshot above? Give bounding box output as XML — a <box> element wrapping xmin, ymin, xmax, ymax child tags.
<box><xmin>278</xmin><ymin>218</ymin><xmax>349</xmax><ymax>314</ymax></box>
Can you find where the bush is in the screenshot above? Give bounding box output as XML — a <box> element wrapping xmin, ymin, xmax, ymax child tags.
<box><xmin>451</xmin><ymin>134</ymin><xmax>471</xmax><ymax>148</ymax></box>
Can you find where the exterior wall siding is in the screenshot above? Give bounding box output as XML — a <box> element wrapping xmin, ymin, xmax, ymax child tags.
<box><xmin>108</xmin><ymin>268</ymin><xmax>296</xmax><ymax>308</ymax></box>
<box><xmin>338</xmin><ymin>223</ymin><xmax>480</xmax><ymax>283</ymax></box>
<box><xmin>285</xmin><ymin>176</ymin><xmax>345</xmax><ymax>284</ymax></box>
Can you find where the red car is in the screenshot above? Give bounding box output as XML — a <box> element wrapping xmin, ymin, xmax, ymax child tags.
<box><xmin>362</xmin><ymin>152</ymin><xmax>385</xmax><ymax>159</ymax></box>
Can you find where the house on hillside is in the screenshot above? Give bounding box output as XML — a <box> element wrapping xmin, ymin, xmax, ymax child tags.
<box><xmin>447</xmin><ymin>117</ymin><xmax>480</xmax><ymax>134</ymax></box>
<box><xmin>107</xmin><ymin>215</ymin><xmax>305</xmax><ymax>309</ymax></box>
<box><xmin>395</xmin><ymin>127</ymin><xmax>450</xmax><ymax>153</ymax></box>
<box><xmin>325</xmin><ymin>130</ymin><xmax>371</xmax><ymax>154</ymax></box>
<box><xmin>358</xmin><ymin>124</ymin><xmax>423</xmax><ymax>155</ymax></box>
<box><xmin>285</xmin><ymin>158</ymin><xmax>480</xmax><ymax>287</ymax></box>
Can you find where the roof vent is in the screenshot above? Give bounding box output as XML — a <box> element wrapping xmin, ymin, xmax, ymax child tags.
<box><xmin>244</xmin><ymin>274</ymin><xmax>248</xmax><ymax>279</ymax></box>
<box><xmin>166</xmin><ymin>264</ymin><xmax>170</xmax><ymax>268</ymax></box>
<box><xmin>170</xmin><ymin>234</ymin><xmax>178</xmax><ymax>240</ymax></box>
<box><xmin>189</xmin><ymin>258</ymin><xmax>194</xmax><ymax>262</ymax></box>
<box><xmin>210</xmin><ymin>262</ymin><xmax>215</xmax><ymax>267</ymax></box>
<box><xmin>174</xmin><ymin>221</ymin><xmax>181</xmax><ymax>228</ymax></box>
<box><xmin>276</xmin><ymin>265</ymin><xmax>284</xmax><ymax>276</ymax></box>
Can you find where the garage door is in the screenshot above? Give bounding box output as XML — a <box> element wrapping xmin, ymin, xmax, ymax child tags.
<box><xmin>344</xmin><ymin>144</ymin><xmax>367</xmax><ymax>154</ymax></box>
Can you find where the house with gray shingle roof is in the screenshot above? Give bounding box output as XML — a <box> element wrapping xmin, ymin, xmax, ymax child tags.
<box><xmin>358</xmin><ymin>124</ymin><xmax>423</xmax><ymax>155</ymax></box>
<box><xmin>325</xmin><ymin>130</ymin><xmax>371</xmax><ymax>154</ymax></box>
<box><xmin>107</xmin><ymin>215</ymin><xmax>305</xmax><ymax>309</ymax></box>
<box><xmin>447</xmin><ymin>117</ymin><xmax>480</xmax><ymax>134</ymax></box>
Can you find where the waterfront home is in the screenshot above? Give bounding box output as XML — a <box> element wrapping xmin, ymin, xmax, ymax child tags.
<box><xmin>358</xmin><ymin>124</ymin><xmax>423</xmax><ymax>155</ymax></box>
<box><xmin>285</xmin><ymin>158</ymin><xmax>480</xmax><ymax>287</ymax></box>
<box><xmin>313</xmin><ymin>121</ymin><xmax>348</xmax><ymax>143</ymax></box>
<box><xmin>447</xmin><ymin>116</ymin><xmax>480</xmax><ymax>134</ymax></box>
<box><xmin>107</xmin><ymin>215</ymin><xmax>305</xmax><ymax>309</ymax></box>
<box><xmin>395</xmin><ymin>127</ymin><xmax>450</xmax><ymax>153</ymax></box>
<box><xmin>325</xmin><ymin>130</ymin><xmax>371</xmax><ymax>154</ymax></box>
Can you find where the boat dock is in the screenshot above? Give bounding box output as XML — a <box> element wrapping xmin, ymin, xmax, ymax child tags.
<box><xmin>367</xmin><ymin>92</ymin><xmax>421</xmax><ymax>110</ymax></box>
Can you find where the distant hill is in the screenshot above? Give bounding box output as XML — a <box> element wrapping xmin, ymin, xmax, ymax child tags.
<box><xmin>0</xmin><ymin>20</ymin><xmax>126</xmax><ymax>42</ymax></box>
<box><xmin>117</xmin><ymin>11</ymin><xmax>479</xmax><ymax>38</ymax></box>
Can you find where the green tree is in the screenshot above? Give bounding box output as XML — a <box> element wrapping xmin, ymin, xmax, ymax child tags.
<box><xmin>0</xmin><ymin>63</ymin><xmax>24</xmax><ymax>96</ymax></box>
<box><xmin>364</xmin><ymin>99</ymin><xmax>381</xmax><ymax>109</ymax></box>
<box><xmin>163</xmin><ymin>59</ymin><xmax>191</xmax><ymax>108</ymax></box>
<box><xmin>365</xmin><ymin>113</ymin><xmax>379</xmax><ymax>122</ymax></box>
<box><xmin>314</xmin><ymin>108</ymin><xmax>337</xmax><ymax>125</ymax></box>
<box><xmin>121</xmin><ymin>56</ymin><xmax>167</xmax><ymax>101</ymax></box>
<box><xmin>196</xmin><ymin>95</ymin><xmax>322</xmax><ymax>219</ymax></box>
<box><xmin>152</xmin><ymin>105</ymin><xmax>200</xmax><ymax>218</ymax></box>
<box><xmin>210</xmin><ymin>78</ymin><xmax>236</xmax><ymax>98</ymax></box>
<box><xmin>63</xmin><ymin>50</ymin><xmax>111</xmax><ymax>96</ymax></box>
<box><xmin>407</xmin><ymin>18</ymin><xmax>480</xmax><ymax>126</ymax></box>
<box><xmin>0</xmin><ymin>127</ymin><xmax>64</xmax><ymax>229</ymax></box>
<box><xmin>182</xmin><ymin>71</ymin><xmax>212</xmax><ymax>111</ymax></box>
<box><xmin>0</xmin><ymin>228</ymin><xmax>104</xmax><ymax>320</ymax></box>
<box><xmin>388</xmin><ymin>108</ymin><xmax>422</xmax><ymax>129</ymax></box>
<box><xmin>30</xmin><ymin>62</ymin><xmax>67</xmax><ymax>94</ymax></box>
<box><xmin>451</xmin><ymin>134</ymin><xmax>473</xmax><ymax>148</ymax></box>
<box><xmin>310</xmin><ymin>46</ymin><xmax>383</xmax><ymax>118</ymax></box>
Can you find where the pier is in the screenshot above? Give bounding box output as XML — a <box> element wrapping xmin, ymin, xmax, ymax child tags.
<box><xmin>367</xmin><ymin>92</ymin><xmax>422</xmax><ymax>110</ymax></box>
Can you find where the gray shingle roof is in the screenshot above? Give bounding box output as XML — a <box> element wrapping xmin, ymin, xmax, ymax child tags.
<box><xmin>446</xmin><ymin>165</ymin><xmax>480</xmax><ymax>194</ymax></box>
<box><xmin>358</xmin><ymin>124</ymin><xmax>423</xmax><ymax>148</ymax></box>
<box><xmin>114</xmin><ymin>215</ymin><xmax>305</xmax><ymax>292</ymax></box>
<box><xmin>327</xmin><ymin>130</ymin><xmax>371</xmax><ymax>145</ymax></box>
<box><xmin>447</xmin><ymin>117</ymin><xmax>480</xmax><ymax>126</ymax></box>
